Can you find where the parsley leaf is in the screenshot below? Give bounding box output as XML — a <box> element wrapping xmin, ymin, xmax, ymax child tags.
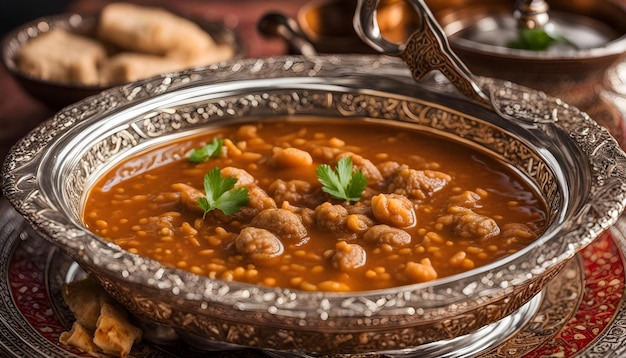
<box><xmin>198</xmin><ymin>167</ymin><xmax>249</xmax><ymax>218</ymax></box>
<box><xmin>316</xmin><ymin>156</ymin><xmax>367</xmax><ymax>203</ymax></box>
<box><xmin>508</xmin><ymin>28</ymin><xmax>573</xmax><ymax>51</ymax></box>
<box><xmin>189</xmin><ymin>138</ymin><xmax>224</xmax><ymax>163</ymax></box>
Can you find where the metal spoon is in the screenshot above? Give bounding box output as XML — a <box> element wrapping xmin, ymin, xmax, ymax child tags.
<box><xmin>353</xmin><ymin>0</ymin><xmax>492</xmax><ymax>108</ymax></box>
<box><xmin>258</xmin><ymin>12</ymin><xmax>318</xmax><ymax>57</ymax></box>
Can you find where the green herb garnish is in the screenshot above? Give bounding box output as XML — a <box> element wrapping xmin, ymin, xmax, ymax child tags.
<box><xmin>189</xmin><ymin>138</ymin><xmax>224</xmax><ymax>163</ymax></box>
<box><xmin>316</xmin><ymin>157</ymin><xmax>367</xmax><ymax>203</ymax></box>
<box><xmin>198</xmin><ymin>167</ymin><xmax>249</xmax><ymax>218</ymax></box>
<box><xmin>508</xmin><ymin>28</ymin><xmax>573</xmax><ymax>51</ymax></box>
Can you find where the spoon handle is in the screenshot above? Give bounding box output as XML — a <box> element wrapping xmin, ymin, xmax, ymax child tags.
<box><xmin>258</xmin><ymin>12</ymin><xmax>318</xmax><ymax>57</ymax></box>
<box><xmin>353</xmin><ymin>0</ymin><xmax>491</xmax><ymax>108</ymax></box>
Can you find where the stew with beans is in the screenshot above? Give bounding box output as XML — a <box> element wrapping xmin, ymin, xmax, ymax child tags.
<box><xmin>83</xmin><ymin>119</ymin><xmax>547</xmax><ymax>292</ymax></box>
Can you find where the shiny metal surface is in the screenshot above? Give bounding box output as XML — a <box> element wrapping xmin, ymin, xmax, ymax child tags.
<box><xmin>513</xmin><ymin>0</ymin><xmax>550</xmax><ymax>29</ymax></box>
<box><xmin>2</xmin><ymin>55</ymin><xmax>626</xmax><ymax>354</ymax></box>
<box><xmin>354</xmin><ymin>0</ymin><xmax>491</xmax><ymax>108</ymax></box>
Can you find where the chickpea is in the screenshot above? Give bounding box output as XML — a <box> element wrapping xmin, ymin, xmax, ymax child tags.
<box><xmin>271</xmin><ymin>147</ymin><xmax>313</xmax><ymax>168</ymax></box>
<box><xmin>405</xmin><ymin>259</ymin><xmax>438</xmax><ymax>283</ymax></box>
<box><xmin>371</xmin><ymin>193</ymin><xmax>416</xmax><ymax>228</ymax></box>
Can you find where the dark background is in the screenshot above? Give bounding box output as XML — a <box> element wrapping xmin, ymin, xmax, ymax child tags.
<box><xmin>0</xmin><ymin>0</ymin><xmax>72</xmax><ymax>36</ymax></box>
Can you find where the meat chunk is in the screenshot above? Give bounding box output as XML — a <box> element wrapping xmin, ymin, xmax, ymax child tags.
<box><xmin>139</xmin><ymin>212</ymin><xmax>182</xmax><ymax>236</ymax></box>
<box><xmin>345</xmin><ymin>214</ymin><xmax>375</xmax><ymax>234</ymax></box>
<box><xmin>172</xmin><ymin>168</ymin><xmax>256</xmax><ymax>217</ymax></box>
<box><xmin>315</xmin><ymin>202</ymin><xmax>349</xmax><ymax>233</ymax></box>
<box><xmin>171</xmin><ymin>183</ymin><xmax>204</xmax><ymax>214</ymax></box>
<box><xmin>331</xmin><ymin>241</ymin><xmax>366</xmax><ymax>272</ymax></box>
<box><xmin>387</xmin><ymin>168</ymin><xmax>451</xmax><ymax>199</ymax></box>
<box><xmin>250</xmin><ymin>208</ymin><xmax>308</xmax><ymax>244</ymax></box>
<box><xmin>377</xmin><ymin>161</ymin><xmax>402</xmax><ymax>179</ymax></box>
<box><xmin>448</xmin><ymin>190</ymin><xmax>482</xmax><ymax>208</ymax></box>
<box><xmin>220</xmin><ymin>167</ymin><xmax>255</xmax><ymax>186</ymax></box>
<box><xmin>244</xmin><ymin>185</ymin><xmax>277</xmax><ymax>211</ymax></box>
<box><xmin>286</xmin><ymin>205</ymin><xmax>316</xmax><ymax>228</ymax></box>
<box><xmin>437</xmin><ymin>206</ymin><xmax>500</xmax><ymax>240</ymax></box>
<box><xmin>346</xmin><ymin>203</ymin><xmax>372</xmax><ymax>216</ymax></box>
<box><xmin>149</xmin><ymin>191</ymin><xmax>181</xmax><ymax>212</ymax></box>
<box><xmin>337</xmin><ymin>152</ymin><xmax>384</xmax><ymax>183</ymax></box>
<box><xmin>364</xmin><ymin>224</ymin><xmax>412</xmax><ymax>246</ymax></box>
<box><xmin>268</xmin><ymin>179</ymin><xmax>325</xmax><ymax>208</ymax></box>
<box><xmin>309</xmin><ymin>145</ymin><xmax>342</xmax><ymax>162</ymax></box>
<box><xmin>235</xmin><ymin>227</ymin><xmax>284</xmax><ymax>266</ymax></box>
<box><xmin>371</xmin><ymin>193</ymin><xmax>416</xmax><ymax>228</ymax></box>
<box><xmin>213</xmin><ymin>184</ymin><xmax>277</xmax><ymax>223</ymax></box>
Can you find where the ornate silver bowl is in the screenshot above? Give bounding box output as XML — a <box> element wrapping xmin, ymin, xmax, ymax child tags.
<box><xmin>2</xmin><ymin>55</ymin><xmax>626</xmax><ymax>355</ymax></box>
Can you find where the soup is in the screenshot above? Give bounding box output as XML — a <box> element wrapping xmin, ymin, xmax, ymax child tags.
<box><xmin>83</xmin><ymin>119</ymin><xmax>546</xmax><ymax>292</ymax></box>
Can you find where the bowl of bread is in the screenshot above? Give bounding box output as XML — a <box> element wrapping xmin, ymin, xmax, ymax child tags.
<box><xmin>1</xmin><ymin>2</ymin><xmax>242</xmax><ymax>109</ymax></box>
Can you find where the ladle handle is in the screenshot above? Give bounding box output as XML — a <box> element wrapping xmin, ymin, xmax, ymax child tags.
<box><xmin>258</xmin><ymin>12</ymin><xmax>318</xmax><ymax>57</ymax></box>
<box><xmin>353</xmin><ymin>0</ymin><xmax>491</xmax><ymax>108</ymax></box>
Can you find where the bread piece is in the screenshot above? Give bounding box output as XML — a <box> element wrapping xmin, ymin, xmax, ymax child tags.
<box><xmin>99</xmin><ymin>52</ymin><xmax>188</xmax><ymax>84</ymax></box>
<box><xmin>59</xmin><ymin>321</ymin><xmax>105</xmax><ymax>358</ymax></box>
<box><xmin>62</xmin><ymin>276</ymin><xmax>113</xmax><ymax>331</ymax></box>
<box><xmin>15</xmin><ymin>28</ymin><xmax>106</xmax><ymax>85</ymax></box>
<box><xmin>97</xmin><ymin>2</ymin><xmax>216</xmax><ymax>60</ymax></box>
<box><xmin>93</xmin><ymin>302</ymin><xmax>143</xmax><ymax>357</ymax></box>
<box><xmin>61</xmin><ymin>277</ymin><xmax>143</xmax><ymax>357</ymax></box>
<box><xmin>185</xmin><ymin>43</ymin><xmax>236</xmax><ymax>68</ymax></box>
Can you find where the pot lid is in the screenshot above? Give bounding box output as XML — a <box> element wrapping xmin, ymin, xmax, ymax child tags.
<box><xmin>436</xmin><ymin>0</ymin><xmax>626</xmax><ymax>59</ymax></box>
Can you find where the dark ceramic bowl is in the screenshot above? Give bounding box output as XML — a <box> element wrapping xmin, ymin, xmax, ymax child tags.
<box><xmin>1</xmin><ymin>12</ymin><xmax>243</xmax><ymax>109</ymax></box>
<box><xmin>430</xmin><ymin>0</ymin><xmax>626</xmax><ymax>82</ymax></box>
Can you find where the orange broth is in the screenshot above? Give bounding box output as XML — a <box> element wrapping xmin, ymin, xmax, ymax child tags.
<box><xmin>83</xmin><ymin>119</ymin><xmax>546</xmax><ymax>292</ymax></box>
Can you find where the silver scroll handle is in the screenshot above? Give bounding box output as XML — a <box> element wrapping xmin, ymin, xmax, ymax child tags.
<box><xmin>353</xmin><ymin>0</ymin><xmax>492</xmax><ymax>108</ymax></box>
